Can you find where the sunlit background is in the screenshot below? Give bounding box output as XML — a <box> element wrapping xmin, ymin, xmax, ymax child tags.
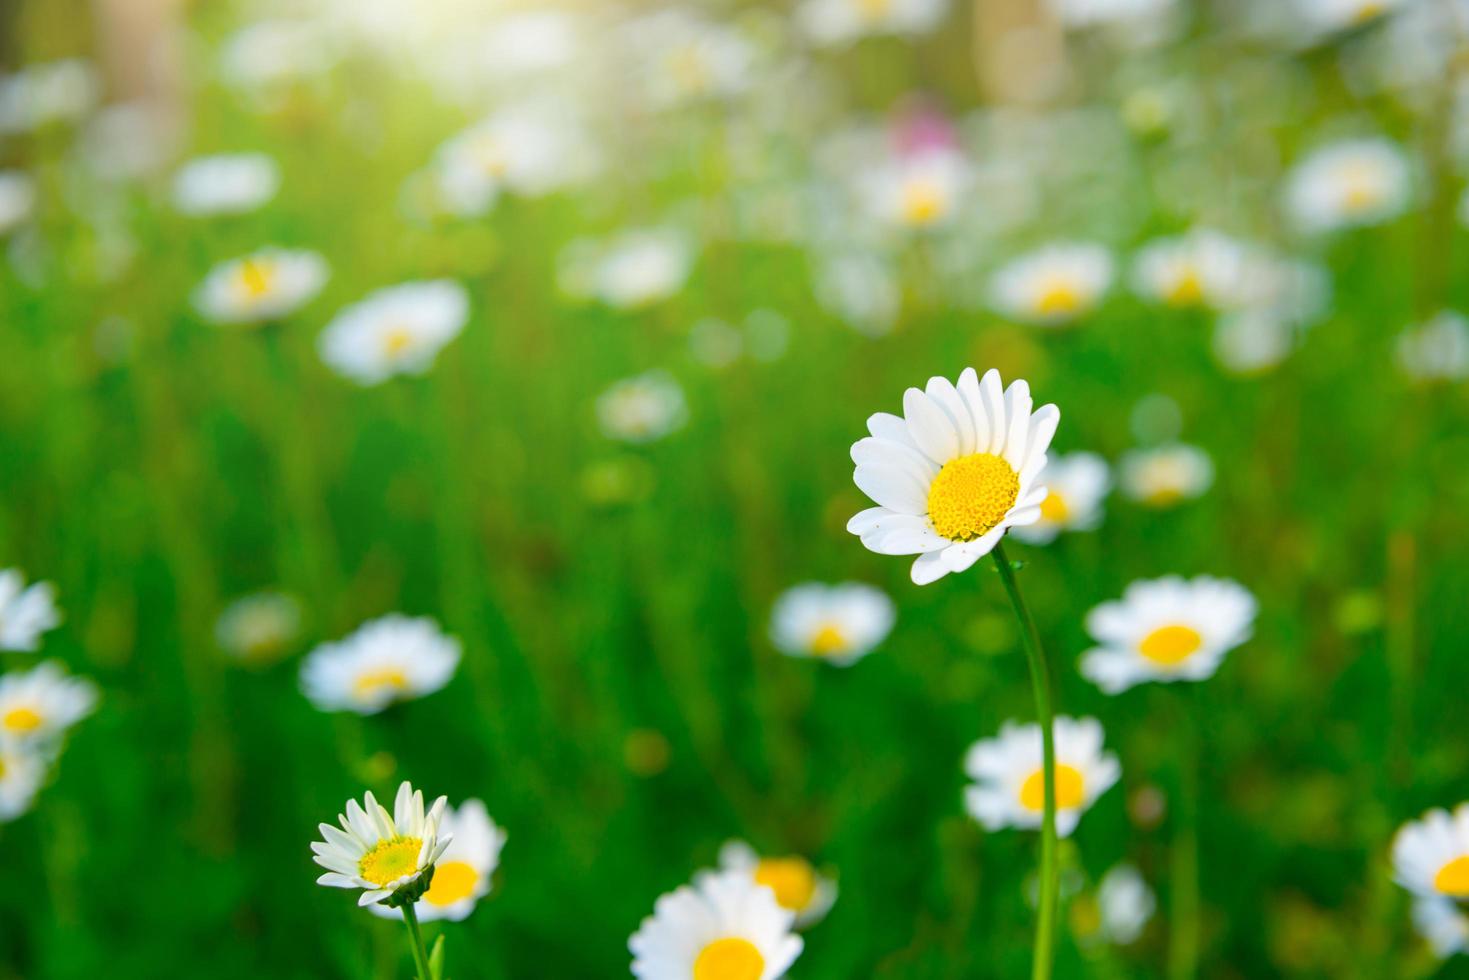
<box><xmin>3</xmin><ymin>0</ymin><xmax>1469</xmax><ymax>976</ymax></box>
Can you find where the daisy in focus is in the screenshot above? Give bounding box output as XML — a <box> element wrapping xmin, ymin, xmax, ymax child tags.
<box><xmin>371</xmin><ymin>799</ymin><xmax>507</xmax><ymax>923</ymax></box>
<box><xmin>0</xmin><ymin>741</ymin><xmax>45</xmax><ymax>821</ymax></box>
<box><xmin>1396</xmin><ymin>310</ymin><xmax>1469</xmax><ymax>382</ymax></box>
<box><xmin>1009</xmin><ymin>452</ymin><xmax>1110</xmax><ymax>546</ymax></box>
<box><xmin>300</xmin><ymin>614</ymin><xmax>461</xmax><ymax>715</ymax></box>
<box><xmin>318</xmin><ymin>280</ymin><xmax>469</xmax><ymax>385</ymax></box>
<box><xmin>718</xmin><ymin>840</ymin><xmax>837</xmax><ymax>928</ymax></box>
<box><xmin>172</xmin><ymin>153</ymin><xmax>281</xmax><ymax>217</ymax></box>
<box><xmin>990</xmin><ymin>244</ymin><xmax>1114</xmax><ymax>327</ymax></box>
<box><xmin>311</xmin><ymin>781</ymin><xmax>451</xmax><ymax>907</ymax></box>
<box><xmin>0</xmin><ymin>568</ymin><xmax>60</xmax><ymax>652</ymax></box>
<box><xmin>1118</xmin><ymin>443</ymin><xmax>1213</xmax><ymax>507</ymax></box>
<box><xmin>215</xmin><ymin>591</ymin><xmax>302</xmax><ymax>665</ymax></box>
<box><xmin>963</xmin><ymin>716</ymin><xmax>1120</xmax><ymax>837</ymax></box>
<box><xmin>0</xmin><ymin>171</ymin><xmax>35</xmax><ymax>236</ymax></box>
<box><xmin>1080</xmin><ymin>576</ymin><xmax>1257</xmax><ymax>694</ymax></box>
<box><xmin>768</xmin><ymin>582</ymin><xmax>894</xmax><ymax>667</ymax></box>
<box><xmin>630</xmin><ymin>867</ymin><xmax>803</xmax><ymax>980</ymax></box>
<box><xmin>1131</xmin><ymin>229</ymin><xmax>1250</xmax><ymax>311</ymax></box>
<box><xmin>193</xmin><ymin>249</ymin><xmax>329</xmax><ymax>327</ymax></box>
<box><xmin>847</xmin><ymin>367</ymin><xmax>1058</xmax><ymax>585</ymax></box>
<box><xmin>0</xmin><ymin>661</ymin><xmax>99</xmax><ymax>746</ymax></box>
<box><xmin>1393</xmin><ymin>804</ymin><xmax>1469</xmax><ymax>902</ymax></box>
<box><xmin>596</xmin><ymin>371</ymin><xmax>688</xmax><ymax>444</ymax></box>
<box><xmin>799</xmin><ymin>0</ymin><xmax>949</xmax><ymax>47</ymax></box>
<box><xmin>1284</xmin><ymin>138</ymin><xmax>1411</xmax><ymax>234</ymax></box>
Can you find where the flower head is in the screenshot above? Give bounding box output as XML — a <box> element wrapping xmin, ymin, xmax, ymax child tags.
<box><xmin>312</xmin><ymin>781</ymin><xmax>451</xmax><ymax>907</ymax></box>
<box><xmin>1393</xmin><ymin>804</ymin><xmax>1469</xmax><ymax>901</ymax></box>
<box><xmin>194</xmin><ymin>248</ymin><xmax>329</xmax><ymax>327</ymax></box>
<box><xmin>768</xmin><ymin>582</ymin><xmax>894</xmax><ymax>667</ymax></box>
<box><xmin>1118</xmin><ymin>443</ymin><xmax>1213</xmax><ymax>507</ymax></box>
<box><xmin>300</xmin><ymin>614</ymin><xmax>461</xmax><ymax>715</ymax></box>
<box><xmin>597</xmin><ymin>371</ymin><xmax>688</xmax><ymax>444</ymax></box>
<box><xmin>318</xmin><ymin>281</ymin><xmax>469</xmax><ymax>385</ymax></box>
<box><xmin>1131</xmin><ymin>229</ymin><xmax>1251</xmax><ymax>311</ymax></box>
<box><xmin>0</xmin><ymin>171</ymin><xmax>35</xmax><ymax>236</ymax></box>
<box><xmin>1096</xmin><ymin>863</ymin><xmax>1156</xmax><ymax>944</ymax></box>
<box><xmin>0</xmin><ymin>661</ymin><xmax>98</xmax><ymax>747</ymax></box>
<box><xmin>718</xmin><ymin>841</ymin><xmax>838</xmax><ymax>929</ymax></box>
<box><xmin>370</xmin><ymin>799</ymin><xmax>507</xmax><ymax>923</ymax></box>
<box><xmin>848</xmin><ymin>368</ymin><xmax>1058</xmax><ymax>584</ymax></box>
<box><xmin>0</xmin><ymin>569</ymin><xmax>60</xmax><ymax>652</ymax></box>
<box><xmin>1396</xmin><ymin>310</ymin><xmax>1469</xmax><ymax>382</ymax></box>
<box><xmin>990</xmin><ymin>244</ymin><xmax>1114</xmax><ymax>327</ymax></box>
<box><xmin>963</xmin><ymin>716</ymin><xmax>1120</xmax><ymax>837</ymax></box>
<box><xmin>1285</xmin><ymin>138</ymin><xmax>1411</xmax><ymax>233</ymax></box>
<box><xmin>172</xmin><ymin>153</ymin><xmax>280</xmax><ymax>217</ymax></box>
<box><xmin>216</xmin><ymin>591</ymin><xmax>303</xmax><ymax>665</ymax></box>
<box><xmin>799</xmin><ymin>0</ymin><xmax>949</xmax><ymax>46</ymax></box>
<box><xmin>630</xmin><ymin>868</ymin><xmax>803</xmax><ymax>979</ymax></box>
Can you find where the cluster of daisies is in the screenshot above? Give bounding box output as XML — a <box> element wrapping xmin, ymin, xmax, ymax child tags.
<box><xmin>0</xmin><ymin>570</ymin><xmax>97</xmax><ymax>822</ymax></box>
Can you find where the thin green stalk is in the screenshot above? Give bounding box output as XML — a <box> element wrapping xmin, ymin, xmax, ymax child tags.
<box><xmin>401</xmin><ymin>902</ymin><xmax>434</xmax><ymax>980</ymax></box>
<box><xmin>992</xmin><ymin>542</ymin><xmax>1058</xmax><ymax>980</ymax></box>
<box><xmin>1169</xmin><ymin>702</ymin><xmax>1201</xmax><ymax>980</ymax></box>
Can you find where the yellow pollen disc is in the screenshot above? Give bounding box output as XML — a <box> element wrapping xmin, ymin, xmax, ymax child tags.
<box><xmin>423</xmin><ymin>860</ymin><xmax>479</xmax><ymax>906</ymax></box>
<box><xmin>474</xmin><ymin>137</ymin><xmax>507</xmax><ymax>177</ymax></box>
<box><xmin>236</xmin><ymin>258</ymin><xmax>277</xmax><ymax>300</ymax></box>
<box><xmin>693</xmin><ymin>937</ymin><xmax>765</xmax><ymax>980</ymax></box>
<box><xmin>1137</xmin><ymin>624</ymin><xmax>1204</xmax><ymax>666</ymax></box>
<box><xmin>808</xmin><ymin>624</ymin><xmax>849</xmax><ymax>657</ymax></box>
<box><xmin>1353</xmin><ymin>1</ymin><xmax>1385</xmax><ymax>23</ymax></box>
<box><xmin>1038</xmin><ymin>490</ymin><xmax>1069</xmax><ymax>524</ymax></box>
<box><xmin>754</xmin><ymin>856</ymin><xmax>819</xmax><ymax>912</ymax></box>
<box><xmin>1019</xmin><ymin>763</ymin><xmax>1086</xmax><ymax>812</ymax></box>
<box><xmin>354</xmin><ymin>667</ymin><xmax>410</xmax><ymax>701</ymax></box>
<box><xmin>1340</xmin><ymin>168</ymin><xmax>1382</xmax><ymax>212</ymax></box>
<box><xmin>2</xmin><ymin>707</ymin><xmax>42</xmax><ymax>733</ymax></box>
<box><xmin>857</xmin><ymin>0</ymin><xmax>892</xmax><ymax>20</ymax></box>
<box><xmin>1434</xmin><ymin>856</ymin><xmax>1469</xmax><ymax>897</ymax></box>
<box><xmin>358</xmin><ymin>836</ymin><xmax>423</xmax><ymax>886</ymax></box>
<box><xmin>926</xmin><ymin>453</ymin><xmax>1020</xmax><ymax>542</ymax></box>
<box><xmin>901</xmin><ymin>181</ymin><xmax>945</xmax><ymax>226</ymax></box>
<box><xmin>381</xmin><ymin>327</ymin><xmax>415</xmax><ymax>357</ymax></box>
<box><xmin>1166</xmin><ymin>269</ymin><xmax>1205</xmax><ymax>307</ymax></box>
<box><xmin>669</xmin><ymin>46</ymin><xmax>711</xmax><ymax>92</ymax></box>
<box><xmin>1034</xmin><ymin>279</ymin><xmax>1082</xmax><ymax>317</ymax></box>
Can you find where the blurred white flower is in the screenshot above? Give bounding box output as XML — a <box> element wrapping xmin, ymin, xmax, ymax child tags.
<box><xmin>1285</xmin><ymin>138</ymin><xmax>1411</xmax><ymax>233</ymax></box>
<box><xmin>769</xmin><ymin>582</ymin><xmax>895</xmax><ymax>666</ymax></box>
<box><xmin>1131</xmin><ymin>229</ymin><xmax>1252</xmax><ymax>311</ymax></box>
<box><xmin>1047</xmin><ymin>0</ymin><xmax>1177</xmax><ymax>28</ymax></box>
<box><xmin>370</xmin><ymin>799</ymin><xmax>507</xmax><ymax>923</ymax></box>
<box><xmin>0</xmin><ymin>569</ymin><xmax>60</xmax><ymax>652</ymax></box>
<box><xmin>1010</xmin><ymin>452</ymin><xmax>1110</xmax><ymax>545</ymax></box>
<box><xmin>590</xmin><ymin>230</ymin><xmax>694</xmax><ymax>309</ymax></box>
<box><xmin>1413</xmin><ymin>896</ymin><xmax>1469</xmax><ymax>958</ymax></box>
<box><xmin>990</xmin><ymin>243</ymin><xmax>1114</xmax><ymax>327</ymax></box>
<box><xmin>630</xmin><ymin>868</ymin><xmax>803</xmax><ymax>980</ymax></box>
<box><xmin>0</xmin><ymin>741</ymin><xmax>45</xmax><ymax>822</ymax></box>
<box><xmin>220</xmin><ymin>19</ymin><xmax>340</xmax><ymax>96</ymax></box>
<box><xmin>1396</xmin><ymin>310</ymin><xmax>1469</xmax><ymax>382</ymax></box>
<box><xmin>1212</xmin><ymin>310</ymin><xmax>1295</xmax><ymax>376</ymax></box>
<box><xmin>0</xmin><ymin>661</ymin><xmax>98</xmax><ymax>747</ymax></box>
<box><xmin>80</xmin><ymin>102</ymin><xmax>180</xmax><ymax>182</ymax></box>
<box><xmin>859</xmin><ymin>145</ymin><xmax>971</xmax><ymax>231</ymax></box>
<box><xmin>1295</xmin><ymin>0</ymin><xmax>1411</xmax><ymax>35</ymax></box>
<box><xmin>432</xmin><ymin>100</ymin><xmax>600</xmax><ymax>217</ymax></box>
<box><xmin>172</xmin><ymin>154</ymin><xmax>281</xmax><ymax>217</ymax></box>
<box><xmin>1097</xmin><ymin>864</ymin><xmax>1156</xmax><ymax>944</ymax></box>
<box><xmin>194</xmin><ymin>248</ymin><xmax>329</xmax><ymax>327</ymax></box>
<box><xmin>625</xmin><ymin>10</ymin><xmax>757</xmax><ymax>109</ymax></box>
<box><xmin>1394</xmin><ymin>804</ymin><xmax>1469</xmax><ymax>901</ymax></box>
<box><xmin>1119</xmin><ymin>443</ymin><xmax>1213</xmax><ymax>507</ymax></box>
<box><xmin>799</xmin><ymin>0</ymin><xmax>949</xmax><ymax>46</ymax></box>
<box><xmin>300</xmin><ymin>614</ymin><xmax>461</xmax><ymax>715</ymax></box>
<box><xmin>688</xmin><ymin>318</ymin><xmax>744</xmax><ymax>369</ymax></box>
<box><xmin>718</xmin><ymin>840</ymin><xmax>838</xmax><ymax>928</ymax></box>
<box><xmin>216</xmin><ymin>592</ymin><xmax>303</xmax><ymax>665</ymax></box>
<box><xmin>814</xmin><ymin>251</ymin><xmax>901</xmax><ymax>336</ymax></box>
<box><xmin>597</xmin><ymin>371</ymin><xmax>688</xmax><ymax>444</ymax></box>
<box><xmin>475</xmin><ymin>11</ymin><xmax>582</xmax><ymax>81</ymax></box>
<box><xmin>0</xmin><ymin>172</ymin><xmax>35</xmax><ymax>236</ymax></box>
<box><xmin>964</xmin><ymin>716</ymin><xmax>1120</xmax><ymax>837</ymax></box>
<box><xmin>318</xmin><ymin>280</ymin><xmax>469</xmax><ymax>385</ymax></box>
<box><xmin>0</xmin><ymin>59</ymin><xmax>99</xmax><ymax>134</ymax></box>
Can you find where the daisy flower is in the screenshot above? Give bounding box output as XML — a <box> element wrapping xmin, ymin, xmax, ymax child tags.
<box><xmin>300</xmin><ymin>614</ymin><xmax>461</xmax><ymax>715</ymax></box>
<box><xmin>1096</xmin><ymin>863</ymin><xmax>1156</xmax><ymax>944</ymax></box>
<box><xmin>432</xmin><ymin>100</ymin><xmax>599</xmax><ymax>217</ymax></box>
<box><xmin>0</xmin><ymin>171</ymin><xmax>35</xmax><ymax>236</ymax></box>
<box><xmin>1413</xmin><ymin>896</ymin><xmax>1469</xmax><ymax>958</ymax></box>
<box><xmin>1118</xmin><ymin>443</ymin><xmax>1214</xmax><ymax>507</ymax></box>
<box><xmin>318</xmin><ymin>281</ymin><xmax>469</xmax><ymax>386</ymax></box>
<box><xmin>1393</xmin><ymin>804</ymin><xmax>1469</xmax><ymax>901</ymax></box>
<box><xmin>0</xmin><ymin>59</ymin><xmax>98</xmax><ymax>135</ymax></box>
<box><xmin>1131</xmin><ymin>229</ymin><xmax>1251</xmax><ymax>311</ymax></box>
<box><xmin>718</xmin><ymin>840</ymin><xmax>838</xmax><ymax>928</ymax></box>
<box><xmin>0</xmin><ymin>661</ymin><xmax>99</xmax><ymax>745</ymax></box>
<box><xmin>626</xmin><ymin>10</ymin><xmax>756</xmax><ymax>108</ymax></box>
<box><xmin>215</xmin><ymin>591</ymin><xmax>302</xmax><ymax>665</ymax></box>
<box><xmin>860</xmin><ymin>146</ymin><xmax>971</xmax><ymax>231</ymax></box>
<box><xmin>768</xmin><ymin>582</ymin><xmax>894</xmax><ymax>667</ymax></box>
<box><xmin>1080</xmin><ymin>576</ymin><xmax>1257</xmax><ymax>694</ymax></box>
<box><xmin>798</xmin><ymin>0</ymin><xmax>949</xmax><ymax>47</ymax></box>
<box><xmin>1284</xmin><ymin>138</ymin><xmax>1411</xmax><ymax>234</ymax></box>
<box><xmin>847</xmin><ymin>367</ymin><xmax>1058</xmax><ymax>585</ymax></box>
<box><xmin>219</xmin><ymin>19</ymin><xmax>340</xmax><ymax>98</ymax></box>
<box><xmin>990</xmin><ymin>244</ymin><xmax>1115</xmax><ymax>327</ymax></box>
<box><xmin>594</xmin><ymin>230</ymin><xmax>695</xmax><ymax>310</ymax></box>
<box><xmin>1396</xmin><ymin>310</ymin><xmax>1469</xmax><ymax>382</ymax></box>
<box><xmin>963</xmin><ymin>716</ymin><xmax>1120</xmax><ymax>837</ymax></box>
<box><xmin>193</xmin><ymin>248</ymin><xmax>329</xmax><ymax>327</ymax></box>
<box><xmin>596</xmin><ymin>371</ymin><xmax>688</xmax><ymax>444</ymax></box>
<box><xmin>1009</xmin><ymin>452</ymin><xmax>1110</xmax><ymax>546</ymax></box>
<box><xmin>371</xmin><ymin>799</ymin><xmax>508</xmax><ymax>923</ymax></box>
<box><xmin>630</xmin><ymin>868</ymin><xmax>803</xmax><ymax>980</ymax></box>
<box><xmin>172</xmin><ymin>153</ymin><xmax>281</xmax><ymax>217</ymax></box>
<box><xmin>0</xmin><ymin>569</ymin><xmax>60</xmax><ymax>652</ymax></box>
<box><xmin>0</xmin><ymin>741</ymin><xmax>45</xmax><ymax>821</ymax></box>
<box><xmin>312</xmin><ymin>781</ymin><xmax>451</xmax><ymax>907</ymax></box>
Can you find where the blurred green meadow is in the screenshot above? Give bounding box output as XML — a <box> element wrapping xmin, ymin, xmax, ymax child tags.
<box><xmin>3</xmin><ymin>0</ymin><xmax>1469</xmax><ymax>977</ymax></box>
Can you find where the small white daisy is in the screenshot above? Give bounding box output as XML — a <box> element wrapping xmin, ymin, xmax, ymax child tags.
<box><xmin>963</xmin><ymin>716</ymin><xmax>1120</xmax><ymax>837</ymax></box>
<box><xmin>172</xmin><ymin>153</ymin><xmax>281</xmax><ymax>217</ymax></box>
<box><xmin>0</xmin><ymin>741</ymin><xmax>45</xmax><ymax>822</ymax></box>
<box><xmin>193</xmin><ymin>248</ymin><xmax>329</xmax><ymax>327</ymax></box>
<box><xmin>719</xmin><ymin>840</ymin><xmax>837</xmax><ymax>929</ymax></box>
<box><xmin>799</xmin><ymin>0</ymin><xmax>949</xmax><ymax>47</ymax></box>
<box><xmin>1081</xmin><ymin>576</ymin><xmax>1257</xmax><ymax>694</ymax></box>
<box><xmin>768</xmin><ymin>582</ymin><xmax>894</xmax><ymax>667</ymax></box>
<box><xmin>1284</xmin><ymin>138</ymin><xmax>1411</xmax><ymax>234</ymax></box>
<box><xmin>1413</xmin><ymin>896</ymin><xmax>1469</xmax><ymax>958</ymax></box>
<box><xmin>1131</xmin><ymin>229</ymin><xmax>1251</xmax><ymax>311</ymax></box>
<box><xmin>0</xmin><ymin>661</ymin><xmax>98</xmax><ymax>745</ymax></box>
<box><xmin>596</xmin><ymin>371</ymin><xmax>688</xmax><ymax>444</ymax></box>
<box><xmin>594</xmin><ymin>230</ymin><xmax>694</xmax><ymax>310</ymax></box>
<box><xmin>300</xmin><ymin>614</ymin><xmax>461</xmax><ymax>715</ymax></box>
<box><xmin>860</xmin><ymin>146</ymin><xmax>971</xmax><ymax>231</ymax></box>
<box><xmin>0</xmin><ymin>569</ymin><xmax>60</xmax><ymax>652</ymax></box>
<box><xmin>1396</xmin><ymin>310</ymin><xmax>1469</xmax><ymax>382</ymax></box>
<box><xmin>1096</xmin><ymin>863</ymin><xmax>1155</xmax><ymax>944</ymax></box>
<box><xmin>371</xmin><ymin>799</ymin><xmax>508</xmax><ymax>923</ymax></box>
<box><xmin>990</xmin><ymin>244</ymin><xmax>1115</xmax><ymax>327</ymax></box>
<box><xmin>1394</xmin><ymin>804</ymin><xmax>1469</xmax><ymax>901</ymax></box>
<box><xmin>847</xmin><ymin>367</ymin><xmax>1059</xmax><ymax>585</ymax></box>
<box><xmin>312</xmin><ymin>781</ymin><xmax>452</xmax><ymax>907</ymax></box>
<box><xmin>630</xmin><ymin>867</ymin><xmax>804</xmax><ymax>980</ymax></box>
<box><xmin>318</xmin><ymin>281</ymin><xmax>469</xmax><ymax>386</ymax></box>
<box><xmin>0</xmin><ymin>171</ymin><xmax>35</xmax><ymax>236</ymax></box>
<box><xmin>215</xmin><ymin>591</ymin><xmax>303</xmax><ymax>665</ymax></box>
<box><xmin>1009</xmin><ymin>452</ymin><xmax>1110</xmax><ymax>545</ymax></box>
<box><xmin>1118</xmin><ymin>443</ymin><xmax>1214</xmax><ymax>507</ymax></box>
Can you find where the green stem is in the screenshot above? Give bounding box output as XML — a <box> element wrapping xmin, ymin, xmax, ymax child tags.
<box><xmin>401</xmin><ymin>902</ymin><xmax>433</xmax><ymax>980</ymax></box>
<box><xmin>992</xmin><ymin>542</ymin><xmax>1058</xmax><ymax>980</ymax></box>
<box><xmin>1168</xmin><ymin>701</ymin><xmax>1200</xmax><ymax>980</ymax></box>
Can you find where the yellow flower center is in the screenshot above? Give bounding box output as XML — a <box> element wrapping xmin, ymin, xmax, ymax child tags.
<box><xmin>423</xmin><ymin>860</ymin><xmax>479</xmax><ymax>906</ymax></box>
<box><xmin>353</xmin><ymin>667</ymin><xmax>410</xmax><ymax>701</ymax></box>
<box><xmin>1019</xmin><ymin>763</ymin><xmax>1086</xmax><ymax>812</ymax></box>
<box><xmin>2</xmin><ymin>707</ymin><xmax>42</xmax><ymax>733</ymax></box>
<box><xmin>808</xmin><ymin>624</ymin><xmax>849</xmax><ymax>657</ymax></box>
<box><xmin>856</xmin><ymin>0</ymin><xmax>892</xmax><ymax>21</ymax></box>
<box><xmin>382</xmin><ymin>327</ymin><xmax>415</xmax><ymax>357</ymax></box>
<box><xmin>1034</xmin><ymin>279</ymin><xmax>1082</xmax><ymax>317</ymax></box>
<box><xmin>1038</xmin><ymin>490</ymin><xmax>1069</xmax><ymax>524</ymax></box>
<box><xmin>1352</xmin><ymin>1</ymin><xmax>1385</xmax><ymax>24</ymax></box>
<box><xmin>901</xmin><ymin>181</ymin><xmax>945</xmax><ymax>226</ymax></box>
<box><xmin>693</xmin><ymin>938</ymin><xmax>765</xmax><ymax>980</ymax></box>
<box><xmin>1434</xmin><ymin>856</ymin><xmax>1469</xmax><ymax>897</ymax></box>
<box><xmin>1340</xmin><ymin>166</ymin><xmax>1383</xmax><ymax>212</ymax></box>
<box><xmin>473</xmin><ymin>136</ymin><xmax>508</xmax><ymax>178</ymax></box>
<box><xmin>235</xmin><ymin>258</ymin><xmax>277</xmax><ymax>300</ymax></box>
<box><xmin>754</xmin><ymin>856</ymin><xmax>818</xmax><ymax>912</ymax></box>
<box><xmin>1137</xmin><ymin>624</ymin><xmax>1203</xmax><ymax>666</ymax></box>
<box><xmin>668</xmin><ymin>46</ymin><xmax>711</xmax><ymax>93</ymax></box>
<box><xmin>358</xmin><ymin>836</ymin><xmax>423</xmax><ymax>886</ymax></box>
<box><xmin>1165</xmin><ymin>268</ymin><xmax>1204</xmax><ymax>307</ymax></box>
<box><xmin>927</xmin><ymin>453</ymin><xmax>1020</xmax><ymax>542</ymax></box>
